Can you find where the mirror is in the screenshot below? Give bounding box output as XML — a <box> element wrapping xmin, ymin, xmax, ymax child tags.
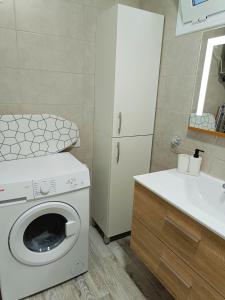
<box><xmin>189</xmin><ymin>26</ymin><xmax>225</xmax><ymax>137</ymax></box>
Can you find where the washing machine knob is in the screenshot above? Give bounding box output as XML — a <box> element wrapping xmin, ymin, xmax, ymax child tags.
<box><xmin>40</xmin><ymin>182</ymin><xmax>50</xmax><ymax>195</ymax></box>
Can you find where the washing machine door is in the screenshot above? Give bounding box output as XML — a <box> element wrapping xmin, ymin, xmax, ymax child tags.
<box><xmin>9</xmin><ymin>202</ymin><xmax>81</xmax><ymax>266</ymax></box>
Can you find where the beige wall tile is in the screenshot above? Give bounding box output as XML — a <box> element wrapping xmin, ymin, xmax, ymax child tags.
<box><xmin>83</xmin><ymin>0</ymin><xmax>99</xmax><ymax>6</ymax></box>
<box><xmin>19</xmin><ymin>70</ymin><xmax>93</xmax><ymax>106</ymax></box>
<box><xmin>94</xmin><ymin>0</ymin><xmax>115</xmax><ymax>9</ymax></box>
<box><xmin>157</xmin><ymin>75</ymin><xmax>195</xmax><ymax>113</ymax></box>
<box><xmin>17</xmin><ymin>31</ymin><xmax>85</xmax><ymax>73</ymax></box>
<box><xmin>0</xmin><ymin>104</ymin><xmax>21</xmax><ymax>115</ymax></box>
<box><xmin>0</xmin><ymin>28</ymin><xmax>18</xmax><ymax>68</ymax></box>
<box><xmin>94</xmin><ymin>0</ymin><xmax>142</xmax><ymax>9</ymax></box>
<box><xmin>141</xmin><ymin>0</ymin><xmax>178</xmax><ymax>41</ymax></box>
<box><xmin>208</xmin><ymin>158</ymin><xmax>225</xmax><ymax>181</ymax></box>
<box><xmin>17</xmin><ymin>31</ymin><xmax>95</xmax><ymax>74</ymax></box>
<box><xmin>94</xmin><ymin>0</ymin><xmax>140</xmax><ymax>10</ymax></box>
<box><xmin>84</xmin><ymin>6</ymin><xmax>97</xmax><ymax>41</ymax></box>
<box><xmin>154</xmin><ymin>109</ymin><xmax>189</xmax><ymax>138</ymax></box>
<box><xmin>0</xmin><ymin>0</ymin><xmax>15</xmax><ymax>29</ymax></box>
<box><xmin>0</xmin><ymin>68</ymin><xmax>21</xmax><ymax>104</ymax></box>
<box><xmin>160</xmin><ymin>33</ymin><xmax>201</xmax><ymax>77</ymax></box>
<box><xmin>83</xmin><ymin>41</ymin><xmax>95</xmax><ymax>74</ymax></box>
<box><xmin>118</xmin><ymin>0</ymin><xmax>141</xmax><ymax>8</ymax></box>
<box><xmin>151</xmin><ymin>133</ymin><xmax>178</xmax><ymax>172</ymax></box>
<box><xmin>15</xmin><ymin>0</ymin><xmax>85</xmax><ymax>39</ymax></box>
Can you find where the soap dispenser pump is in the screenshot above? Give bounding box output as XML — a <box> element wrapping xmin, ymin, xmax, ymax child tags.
<box><xmin>189</xmin><ymin>148</ymin><xmax>204</xmax><ymax>176</ymax></box>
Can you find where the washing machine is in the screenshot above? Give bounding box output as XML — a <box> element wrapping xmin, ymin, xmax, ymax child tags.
<box><xmin>0</xmin><ymin>153</ymin><xmax>90</xmax><ymax>300</ymax></box>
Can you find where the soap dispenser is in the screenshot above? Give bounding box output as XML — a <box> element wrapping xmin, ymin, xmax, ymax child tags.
<box><xmin>189</xmin><ymin>149</ymin><xmax>204</xmax><ymax>176</ymax></box>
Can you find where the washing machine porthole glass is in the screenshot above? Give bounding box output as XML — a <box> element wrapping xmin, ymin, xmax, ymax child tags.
<box><xmin>23</xmin><ymin>214</ymin><xmax>67</xmax><ymax>253</ymax></box>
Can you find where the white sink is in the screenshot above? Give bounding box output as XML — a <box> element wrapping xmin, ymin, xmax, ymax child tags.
<box><xmin>134</xmin><ymin>169</ymin><xmax>225</xmax><ymax>240</ymax></box>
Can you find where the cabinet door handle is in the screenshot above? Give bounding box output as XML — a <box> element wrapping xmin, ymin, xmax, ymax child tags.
<box><xmin>159</xmin><ymin>257</ymin><xmax>192</xmax><ymax>290</ymax></box>
<box><xmin>118</xmin><ymin>112</ymin><xmax>122</xmax><ymax>135</ymax></box>
<box><xmin>116</xmin><ymin>142</ymin><xmax>120</xmax><ymax>164</ymax></box>
<box><xmin>165</xmin><ymin>216</ymin><xmax>201</xmax><ymax>246</ymax></box>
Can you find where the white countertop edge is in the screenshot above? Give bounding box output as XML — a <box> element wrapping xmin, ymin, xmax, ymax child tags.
<box><xmin>134</xmin><ymin>171</ymin><xmax>225</xmax><ymax>241</ymax></box>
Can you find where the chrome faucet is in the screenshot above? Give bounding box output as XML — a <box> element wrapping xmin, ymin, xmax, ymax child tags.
<box><xmin>223</xmin><ymin>183</ymin><xmax>225</xmax><ymax>189</ymax></box>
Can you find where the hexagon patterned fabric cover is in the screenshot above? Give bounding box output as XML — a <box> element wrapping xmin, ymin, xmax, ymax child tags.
<box><xmin>0</xmin><ymin>114</ymin><xmax>80</xmax><ymax>162</ymax></box>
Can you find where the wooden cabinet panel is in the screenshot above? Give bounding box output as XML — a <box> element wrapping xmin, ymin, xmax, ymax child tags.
<box><xmin>157</xmin><ymin>254</ymin><xmax>192</xmax><ymax>300</ymax></box>
<box><xmin>133</xmin><ymin>182</ymin><xmax>167</xmax><ymax>235</ymax></box>
<box><xmin>157</xmin><ymin>249</ymin><xmax>224</xmax><ymax>300</ymax></box>
<box><xmin>192</xmin><ymin>229</ymin><xmax>225</xmax><ymax>297</ymax></box>
<box><xmin>131</xmin><ymin>218</ymin><xmax>224</xmax><ymax>300</ymax></box>
<box><xmin>133</xmin><ymin>183</ymin><xmax>225</xmax><ymax>297</ymax></box>
<box><xmin>134</xmin><ymin>183</ymin><xmax>202</xmax><ymax>253</ymax></box>
<box><xmin>131</xmin><ymin>217</ymin><xmax>164</xmax><ymax>274</ymax></box>
<box><xmin>133</xmin><ymin>183</ymin><xmax>202</xmax><ymax>261</ymax></box>
<box><xmin>161</xmin><ymin>207</ymin><xmax>202</xmax><ymax>264</ymax></box>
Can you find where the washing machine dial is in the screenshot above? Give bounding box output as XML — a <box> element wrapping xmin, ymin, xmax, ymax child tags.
<box><xmin>39</xmin><ymin>182</ymin><xmax>50</xmax><ymax>195</ymax></box>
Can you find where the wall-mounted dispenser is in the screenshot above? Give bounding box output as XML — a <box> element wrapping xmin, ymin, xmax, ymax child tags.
<box><xmin>176</xmin><ymin>0</ymin><xmax>225</xmax><ymax>36</ymax></box>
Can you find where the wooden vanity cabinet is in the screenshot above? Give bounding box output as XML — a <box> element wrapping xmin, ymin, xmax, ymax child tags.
<box><xmin>131</xmin><ymin>183</ymin><xmax>225</xmax><ymax>299</ymax></box>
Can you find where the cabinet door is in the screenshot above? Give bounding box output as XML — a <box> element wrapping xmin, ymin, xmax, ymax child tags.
<box><xmin>113</xmin><ymin>5</ymin><xmax>164</xmax><ymax>137</ymax></box>
<box><xmin>108</xmin><ymin>135</ymin><xmax>153</xmax><ymax>237</ymax></box>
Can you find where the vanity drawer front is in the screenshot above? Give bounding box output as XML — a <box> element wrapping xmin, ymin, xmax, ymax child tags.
<box><xmin>157</xmin><ymin>249</ymin><xmax>224</xmax><ymax>300</ymax></box>
<box><xmin>131</xmin><ymin>218</ymin><xmax>190</xmax><ymax>299</ymax></box>
<box><xmin>156</xmin><ymin>197</ymin><xmax>225</xmax><ymax>296</ymax></box>
<box><xmin>133</xmin><ymin>182</ymin><xmax>202</xmax><ymax>254</ymax></box>
<box><xmin>161</xmin><ymin>206</ymin><xmax>202</xmax><ymax>266</ymax></box>
<box><xmin>133</xmin><ymin>183</ymin><xmax>167</xmax><ymax>235</ymax></box>
<box><xmin>131</xmin><ymin>217</ymin><xmax>164</xmax><ymax>273</ymax></box>
<box><xmin>133</xmin><ymin>183</ymin><xmax>225</xmax><ymax>296</ymax></box>
<box><xmin>192</xmin><ymin>229</ymin><xmax>225</xmax><ymax>297</ymax></box>
<box><xmin>131</xmin><ymin>218</ymin><xmax>224</xmax><ymax>300</ymax></box>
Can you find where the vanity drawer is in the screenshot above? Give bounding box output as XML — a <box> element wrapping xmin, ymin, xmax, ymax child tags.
<box><xmin>133</xmin><ymin>183</ymin><xmax>167</xmax><ymax>235</ymax></box>
<box><xmin>131</xmin><ymin>218</ymin><xmax>224</xmax><ymax>300</ymax></box>
<box><xmin>157</xmin><ymin>249</ymin><xmax>224</xmax><ymax>300</ymax></box>
<box><xmin>133</xmin><ymin>183</ymin><xmax>225</xmax><ymax>296</ymax></box>
<box><xmin>133</xmin><ymin>183</ymin><xmax>202</xmax><ymax>251</ymax></box>
<box><xmin>131</xmin><ymin>217</ymin><xmax>164</xmax><ymax>273</ymax></box>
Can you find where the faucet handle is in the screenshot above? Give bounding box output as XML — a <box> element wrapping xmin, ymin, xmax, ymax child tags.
<box><xmin>222</xmin><ymin>183</ymin><xmax>225</xmax><ymax>189</ymax></box>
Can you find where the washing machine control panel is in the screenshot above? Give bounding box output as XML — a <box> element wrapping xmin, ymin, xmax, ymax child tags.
<box><xmin>32</xmin><ymin>169</ymin><xmax>90</xmax><ymax>199</ymax></box>
<box><xmin>33</xmin><ymin>179</ymin><xmax>56</xmax><ymax>198</ymax></box>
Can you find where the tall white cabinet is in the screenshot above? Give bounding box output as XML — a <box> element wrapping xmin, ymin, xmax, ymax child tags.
<box><xmin>92</xmin><ymin>4</ymin><xmax>164</xmax><ymax>242</ymax></box>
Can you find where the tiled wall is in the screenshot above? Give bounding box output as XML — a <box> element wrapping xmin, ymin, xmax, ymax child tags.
<box><xmin>0</xmin><ymin>0</ymin><xmax>97</xmax><ymax>171</ymax></box>
<box><xmin>0</xmin><ymin>0</ymin><xmax>140</xmax><ymax>173</ymax></box>
<box><xmin>141</xmin><ymin>0</ymin><xmax>225</xmax><ymax>181</ymax></box>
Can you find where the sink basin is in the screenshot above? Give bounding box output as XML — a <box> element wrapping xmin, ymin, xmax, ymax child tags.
<box><xmin>134</xmin><ymin>169</ymin><xmax>225</xmax><ymax>240</ymax></box>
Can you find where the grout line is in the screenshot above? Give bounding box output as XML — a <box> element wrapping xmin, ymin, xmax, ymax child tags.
<box><xmin>156</xmin><ymin>108</ymin><xmax>191</xmax><ymax>115</ymax></box>
<box><xmin>0</xmin><ymin>65</ymin><xmax>95</xmax><ymax>76</ymax></box>
<box><xmin>0</xmin><ymin>101</ymin><xmax>84</xmax><ymax>106</ymax></box>
<box><xmin>0</xmin><ymin>24</ymin><xmax>95</xmax><ymax>44</ymax></box>
<box><xmin>15</xmin><ymin>28</ymin><xmax>96</xmax><ymax>44</ymax></box>
<box><xmin>12</xmin><ymin>0</ymin><xmax>24</xmax><ymax>104</ymax></box>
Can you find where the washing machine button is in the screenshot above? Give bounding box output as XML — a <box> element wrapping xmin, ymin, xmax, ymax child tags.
<box><xmin>67</xmin><ymin>177</ymin><xmax>77</xmax><ymax>185</ymax></box>
<box><xmin>39</xmin><ymin>182</ymin><xmax>50</xmax><ymax>195</ymax></box>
